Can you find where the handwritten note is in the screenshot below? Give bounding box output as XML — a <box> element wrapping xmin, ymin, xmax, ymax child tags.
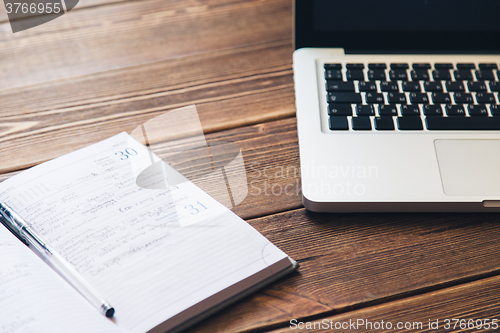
<box><xmin>0</xmin><ymin>132</ymin><xmax>288</xmax><ymax>333</ymax></box>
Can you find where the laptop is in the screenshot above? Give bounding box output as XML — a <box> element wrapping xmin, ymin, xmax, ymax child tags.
<box><xmin>293</xmin><ymin>0</ymin><xmax>500</xmax><ymax>212</ymax></box>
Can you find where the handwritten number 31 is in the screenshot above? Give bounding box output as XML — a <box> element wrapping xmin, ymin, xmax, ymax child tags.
<box><xmin>185</xmin><ymin>201</ymin><xmax>208</xmax><ymax>215</ymax></box>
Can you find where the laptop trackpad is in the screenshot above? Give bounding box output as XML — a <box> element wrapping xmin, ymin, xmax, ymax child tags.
<box><xmin>435</xmin><ymin>139</ymin><xmax>500</xmax><ymax>196</ymax></box>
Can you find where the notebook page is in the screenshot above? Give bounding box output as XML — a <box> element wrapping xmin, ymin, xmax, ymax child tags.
<box><xmin>0</xmin><ymin>132</ymin><xmax>289</xmax><ymax>333</ymax></box>
<box><xmin>0</xmin><ymin>226</ymin><xmax>124</xmax><ymax>333</ymax></box>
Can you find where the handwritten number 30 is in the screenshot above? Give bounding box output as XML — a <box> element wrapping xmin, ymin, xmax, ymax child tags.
<box><xmin>115</xmin><ymin>148</ymin><xmax>138</xmax><ymax>160</ymax></box>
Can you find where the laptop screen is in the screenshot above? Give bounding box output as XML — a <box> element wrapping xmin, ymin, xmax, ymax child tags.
<box><xmin>295</xmin><ymin>0</ymin><xmax>500</xmax><ymax>53</ymax></box>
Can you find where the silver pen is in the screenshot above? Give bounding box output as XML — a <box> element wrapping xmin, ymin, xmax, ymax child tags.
<box><xmin>0</xmin><ymin>202</ymin><xmax>115</xmax><ymax>318</ymax></box>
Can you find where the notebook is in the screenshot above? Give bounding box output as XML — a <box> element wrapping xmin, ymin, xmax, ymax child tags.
<box><xmin>0</xmin><ymin>132</ymin><xmax>297</xmax><ymax>333</ymax></box>
<box><xmin>293</xmin><ymin>0</ymin><xmax>500</xmax><ymax>212</ymax></box>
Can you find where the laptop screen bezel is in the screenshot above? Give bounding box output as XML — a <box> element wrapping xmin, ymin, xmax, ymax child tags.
<box><xmin>294</xmin><ymin>0</ymin><xmax>500</xmax><ymax>54</ymax></box>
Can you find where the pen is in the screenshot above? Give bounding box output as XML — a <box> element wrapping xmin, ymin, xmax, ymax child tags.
<box><xmin>0</xmin><ymin>202</ymin><xmax>115</xmax><ymax>318</ymax></box>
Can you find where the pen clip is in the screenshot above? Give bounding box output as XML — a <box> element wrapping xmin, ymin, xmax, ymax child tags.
<box><xmin>0</xmin><ymin>214</ymin><xmax>30</xmax><ymax>246</ymax></box>
<box><xmin>0</xmin><ymin>202</ymin><xmax>48</xmax><ymax>251</ymax></box>
<box><xmin>0</xmin><ymin>202</ymin><xmax>25</xmax><ymax>233</ymax></box>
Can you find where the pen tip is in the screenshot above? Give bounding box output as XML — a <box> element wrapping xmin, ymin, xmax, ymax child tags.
<box><xmin>106</xmin><ymin>307</ymin><xmax>115</xmax><ymax>318</ymax></box>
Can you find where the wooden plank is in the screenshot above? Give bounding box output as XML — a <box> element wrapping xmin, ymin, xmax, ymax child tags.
<box><xmin>272</xmin><ymin>275</ymin><xmax>500</xmax><ymax>332</ymax></box>
<box><xmin>0</xmin><ymin>0</ymin><xmax>292</xmax><ymax>89</ymax></box>
<box><xmin>0</xmin><ymin>41</ymin><xmax>292</xmax><ymax>117</ymax></box>
<box><xmin>0</xmin><ymin>42</ymin><xmax>295</xmax><ymax>173</ymax></box>
<box><xmin>0</xmin><ymin>0</ymin><xmax>130</xmax><ymax>23</ymax></box>
<box><xmin>184</xmin><ymin>208</ymin><xmax>500</xmax><ymax>332</ymax></box>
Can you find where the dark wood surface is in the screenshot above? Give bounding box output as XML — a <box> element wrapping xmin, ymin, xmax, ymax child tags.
<box><xmin>1</xmin><ymin>0</ymin><xmax>499</xmax><ymax>332</ymax></box>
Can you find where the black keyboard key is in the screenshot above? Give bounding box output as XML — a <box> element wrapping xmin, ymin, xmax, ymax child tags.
<box><xmin>445</xmin><ymin>104</ymin><xmax>466</xmax><ymax>116</ymax></box>
<box><xmin>389</xmin><ymin>70</ymin><xmax>408</xmax><ymax>81</ymax></box>
<box><xmin>379</xmin><ymin>105</ymin><xmax>398</xmax><ymax>116</ymax></box>
<box><xmin>402</xmin><ymin>81</ymin><xmax>421</xmax><ymax>92</ymax></box>
<box><xmin>491</xmin><ymin>105</ymin><xmax>500</xmax><ymax>115</ymax></box>
<box><xmin>346</xmin><ymin>70</ymin><xmax>365</xmax><ymax>81</ymax></box>
<box><xmin>476</xmin><ymin>92</ymin><xmax>496</xmax><ymax>103</ymax></box>
<box><xmin>329</xmin><ymin>116</ymin><xmax>349</xmax><ymax>130</ymax></box>
<box><xmin>432</xmin><ymin>70</ymin><xmax>451</xmax><ymax>80</ymax></box>
<box><xmin>454</xmin><ymin>70</ymin><xmax>473</xmax><ymax>81</ymax></box>
<box><xmin>476</xmin><ymin>70</ymin><xmax>495</xmax><ymax>81</ymax></box>
<box><xmin>456</xmin><ymin>63</ymin><xmax>476</xmax><ymax>69</ymax></box>
<box><xmin>380</xmin><ymin>81</ymin><xmax>399</xmax><ymax>92</ymax></box>
<box><xmin>326</xmin><ymin>81</ymin><xmax>355</xmax><ymax>92</ymax></box>
<box><xmin>327</xmin><ymin>92</ymin><xmax>362</xmax><ymax>103</ymax></box>
<box><xmin>368</xmin><ymin>70</ymin><xmax>386</xmax><ymax>81</ymax></box>
<box><xmin>391</xmin><ymin>63</ymin><xmax>409</xmax><ymax>69</ymax></box>
<box><xmin>397</xmin><ymin>117</ymin><xmax>423</xmax><ymax>130</ymax></box>
<box><xmin>453</xmin><ymin>92</ymin><xmax>473</xmax><ymax>103</ymax></box>
<box><xmin>325</xmin><ymin>69</ymin><xmax>343</xmax><ymax>80</ymax></box>
<box><xmin>468</xmin><ymin>81</ymin><xmax>487</xmax><ymax>92</ymax></box>
<box><xmin>356</xmin><ymin>104</ymin><xmax>375</xmax><ymax>116</ymax></box>
<box><xmin>328</xmin><ymin>104</ymin><xmax>353</xmax><ymax>116</ymax></box>
<box><xmin>365</xmin><ymin>92</ymin><xmax>385</xmax><ymax>103</ymax></box>
<box><xmin>369</xmin><ymin>63</ymin><xmax>387</xmax><ymax>69</ymax></box>
<box><xmin>409</xmin><ymin>92</ymin><xmax>429</xmax><ymax>104</ymax></box>
<box><xmin>489</xmin><ymin>82</ymin><xmax>500</xmax><ymax>92</ymax></box>
<box><xmin>431</xmin><ymin>92</ymin><xmax>452</xmax><ymax>103</ymax></box>
<box><xmin>324</xmin><ymin>63</ymin><xmax>342</xmax><ymax>70</ymax></box>
<box><xmin>411</xmin><ymin>70</ymin><xmax>430</xmax><ymax>81</ymax></box>
<box><xmin>413</xmin><ymin>63</ymin><xmax>431</xmax><ymax>69</ymax></box>
<box><xmin>346</xmin><ymin>63</ymin><xmax>364</xmax><ymax>69</ymax></box>
<box><xmin>445</xmin><ymin>81</ymin><xmax>465</xmax><ymax>92</ymax></box>
<box><xmin>351</xmin><ymin>116</ymin><xmax>372</xmax><ymax>130</ymax></box>
<box><xmin>374</xmin><ymin>117</ymin><xmax>395</xmax><ymax>130</ymax></box>
<box><xmin>468</xmin><ymin>104</ymin><xmax>488</xmax><ymax>116</ymax></box>
<box><xmin>358</xmin><ymin>81</ymin><xmax>377</xmax><ymax>92</ymax></box>
<box><xmin>401</xmin><ymin>105</ymin><xmax>420</xmax><ymax>116</ymax></box>
<box><xmin>424</xmin><ymin>81</ymin><xmax>443</xmax><ymax>92</ymax></box>
<box><xmin>388</xmin><ymin>93</ymin><xmax>406</xmax><ymax>104</ymax></box>
<box><xmin>479</xmin><ymin>63</ymin><xmax>498</xmax><ymax>69</ymax></box>
<box><xmin>434</xmin><ymin>63</ymin><xmax>453</xmax><ymax>69</ymax></box>
<box><xmin>423</xmin><ymin>104</ymin><xmax>443</xmax><ymax>116</ymax></box>
<box><xmin>426</xmin><ymin>116</ymin><xmax>500</xmax><ymax>130</ymax></box>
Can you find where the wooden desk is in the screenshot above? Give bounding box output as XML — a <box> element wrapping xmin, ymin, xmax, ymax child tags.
<box><xmin>1</xmin><ymin>0</ymin><xmax>500</xmax><ymax>331</ymax></box>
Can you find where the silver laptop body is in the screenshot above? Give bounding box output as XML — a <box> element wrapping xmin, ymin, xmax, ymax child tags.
<box><xmin>293</xmin><ymin>0</ymin><xmax>500</xmax><ymax>212</ymax></box>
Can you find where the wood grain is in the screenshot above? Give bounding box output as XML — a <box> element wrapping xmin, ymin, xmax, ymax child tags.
<box><xmin>185</xmin><ymin>208</ymin><xmax>500</xmax><ymax>332</ymax></box>
<box><xmin>0</xmin><ymin>42</ymin><xmax>295</xmax><ymax>174</ymax></box>
<box><xmin>0</xmin><ymin>41</ymin><xmax>293</xmax><ymax>117</ymax></box>
<box><xmin>272</xmin><ymin>275</ymin><xmax>500</xmax><ymax>332</ymax></box>
<box><xmin>0</xmin><ymin>0</ymin><xmax>292</xmax><ymax>90</ymax></box>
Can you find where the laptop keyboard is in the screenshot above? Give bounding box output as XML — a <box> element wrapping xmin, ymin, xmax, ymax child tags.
<box><xmin>324</xmin><ymin>62</ymin><xmax>500</xmax><ymax>131</ymax></box>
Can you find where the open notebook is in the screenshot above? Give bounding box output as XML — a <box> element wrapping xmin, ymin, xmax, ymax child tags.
<box><xmin>0</xmin><ymin>132</ymin><xmax>296</xmax><ymax>333</ymax></box>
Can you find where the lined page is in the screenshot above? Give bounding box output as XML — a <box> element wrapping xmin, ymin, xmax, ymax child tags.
<box><xmin>0</xmin><ymin>132</ymin><xmax>288</xmax><ymax>333</ymax></box>
<box><xmin>0</xmin><ymin>226</ymin><xmax>124</xmax><ymax>333</ymax></box>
